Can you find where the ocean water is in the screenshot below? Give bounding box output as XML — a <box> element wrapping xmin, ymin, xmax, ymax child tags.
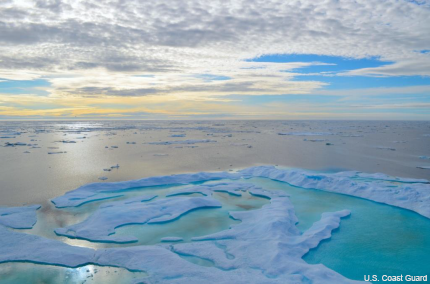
<box><xmin>0</xmin><ymin>120</ymin><xmax>429</xmax><ymax>206</ymax></box>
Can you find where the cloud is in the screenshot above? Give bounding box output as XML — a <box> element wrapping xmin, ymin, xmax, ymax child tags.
<box><xmin>0</xmin><ymin>0</ymin><xmax>429</xmax><ymax>118</ymax></box>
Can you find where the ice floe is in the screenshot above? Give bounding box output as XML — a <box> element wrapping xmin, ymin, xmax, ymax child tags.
<box><xmin>4</xmin><ymin>142</ymin><xmax>27</xmax><ymax>147</ymax></box>
<box><xmin>417</xmin><ymin>166</ymin><xmax>430</xmax><ymax>170</ymax></box>
<box><xmin>0</xmin><ymin>205</ymin><xmax>41</xmax><ymax>229</ymax></box>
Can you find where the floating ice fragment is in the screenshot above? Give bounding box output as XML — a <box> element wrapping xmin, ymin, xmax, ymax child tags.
<box><xmin>0</xmin><ymin>205</ymin><xmax>41</xmax><ymax>229</ymax></box>
<box><xmin>376</xmin><ymin>146</ymin><xmax>396</xmax><ymax>151</ymax></box>
<box><xmin>4</xmin><ymin>142</ymin><xmax>26</xmax><ymax>147</ymax></box>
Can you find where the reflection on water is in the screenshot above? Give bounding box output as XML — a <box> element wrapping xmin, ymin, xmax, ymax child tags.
<box><xmin>0</xmin><ymin>263</ymin><xmax>147</xmax><ymax>284</ymax></box>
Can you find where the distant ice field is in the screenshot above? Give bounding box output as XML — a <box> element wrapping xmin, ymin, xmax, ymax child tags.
<box><xmin>0</xmin><ymin>120</ymin><xmax>429</xmax><ymax>206</ymax></box>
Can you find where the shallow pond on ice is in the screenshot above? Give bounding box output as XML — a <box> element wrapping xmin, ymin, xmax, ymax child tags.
<box><xmin>1</xmin><ymin>177</ymin><xmax>429</xmax><ymax>283</ymax></box>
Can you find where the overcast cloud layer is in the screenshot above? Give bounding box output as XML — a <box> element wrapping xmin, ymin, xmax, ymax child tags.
<box><xmin>0</xmin><ymin>0</ymin><xmax>429</xmax><ymax>119</ymax></box>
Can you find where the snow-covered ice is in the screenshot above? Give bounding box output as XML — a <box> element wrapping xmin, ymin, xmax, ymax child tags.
<box><xmin>0</xmin><ymin>205</ymin><xmax>41</xmax><ymax>229</ymax></box>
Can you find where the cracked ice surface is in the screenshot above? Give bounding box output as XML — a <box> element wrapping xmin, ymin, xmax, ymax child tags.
<box><xmin>0</xmin><ymin>204</ymin><xmax>41</xmax><ymax>229</ymax></box>
<box><xmin>54</xmin><ymin>196</ymin><xmax>222</xmax><ymax>243</ymax></box>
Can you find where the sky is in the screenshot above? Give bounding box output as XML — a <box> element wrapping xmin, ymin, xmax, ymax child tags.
<box><xmin>0</xmin><ymin>0</ymin><xmax>429</xmax><ymax>120</ymax></box>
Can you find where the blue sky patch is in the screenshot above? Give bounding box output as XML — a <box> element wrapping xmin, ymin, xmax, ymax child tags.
<box><xmin>0</xmin><ymin>78</ymin><xmax>51</xmax><ymax>96</ymax></box>
<box><xmin>247</xmin><ymin>54</ymin><xmax>393</xmax><ymax>73</ymax></box>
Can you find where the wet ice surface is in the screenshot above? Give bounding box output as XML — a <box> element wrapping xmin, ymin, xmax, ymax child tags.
<box><xmin>0</xmin><ymin>120</ymin><xmax>430</xmax><ymax>283</ymax></box>
<box><xmin>0</xmin><ymin>168</ymin><xmax>429</xmax><ymax>282</ymax></box>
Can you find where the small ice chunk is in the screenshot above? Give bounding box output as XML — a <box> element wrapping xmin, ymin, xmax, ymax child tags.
<box><xmin>376</xmin><ymin>146</ymin><xmax>396</xmax><ymax>151</ymax></box>
<box><xmin>4</xmin><ymin>142</ymin><xmax>27</xmax><ymax>147</ymax></box>
<box><xmin>0</xmin><ymin>205</ymin><xmax>41</xmax><ymax>229</ymax></box>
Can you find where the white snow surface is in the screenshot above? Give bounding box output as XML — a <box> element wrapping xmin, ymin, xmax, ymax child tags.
<box><xmin>0</xmin><ymin>204</ymin><xmax>41</xmax><ymax>229</ymax></box>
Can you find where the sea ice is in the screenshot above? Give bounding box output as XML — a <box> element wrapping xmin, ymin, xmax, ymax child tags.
<box><xmin>0</xmin><ymin>188</ymin><xmax>358</xmax><ymax>283</ymax></box>
<box><xmin>278</xmin><ymin>132</ymin><xmax>333</xmax><ymax>136</ymax></box>
<box><xmin>240</xmin><ymin>166</ymin><xmax>430</xmax><ymax>218</ymax></box>
<box><xmin>148</xmin><ymin>139</ymin><xmax>216</xmax><ymax>145</ymax></box>
<box><xmin>55</xmin><ymin>196</ymin><xmax>222</xmax><ymax>243</ymax></box>
<box><xmin>417</xmin><ymin>166</ymin><xmax>430</xmax><ymax>170</ymax></box>
<box><xmin>166</xmin><ymin>182</ymin><xmax>256</xmax><ymax>197</ymax></box>
<box><xmin>4</xmin><ymin>142</ymin><xmax>27</xmax><ymax>147</ymax></box>
<box><xmin>51</xmin><ymin>171</ymin><xmax>238</xmax><ymax>207</ymax></box>
<box><xmin>161</xmin><ymin>237</ymin><xmax>184</xmax><ymax>242</ymax></box>
<box><xmin>0</xmin><ymin>205</ymin><xmax>41</xmax><ymax>229</ymax></box>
